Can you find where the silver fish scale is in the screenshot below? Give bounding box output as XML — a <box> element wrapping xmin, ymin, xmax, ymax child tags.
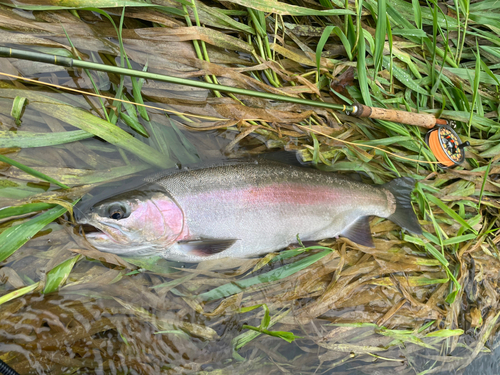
<box><xmin>150</xmin><ymin>160</ymin><xmax>394</xmax><ymax>262</ymax></box>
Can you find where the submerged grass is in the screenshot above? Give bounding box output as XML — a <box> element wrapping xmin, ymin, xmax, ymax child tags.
<box><xmin>0</xmin><ymin>0</ymin><xmax>499</xmax><ymax>373</ymax></box>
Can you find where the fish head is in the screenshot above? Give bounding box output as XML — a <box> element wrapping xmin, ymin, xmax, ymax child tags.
<box><xmin>75</xmin><ymin>187</ymin><xmax>184</xmax><ymax>256</ymax></box>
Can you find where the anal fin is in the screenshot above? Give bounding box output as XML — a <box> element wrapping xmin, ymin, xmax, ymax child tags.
<box><xmin>340</xmin><ymin>216</ymin><xmax>374</xmax><ymax>247</ymax></box>
<box><xmin>177</xmin><ymin>239</ymin><xmax>237</xmax><ymax>257</ymax></box>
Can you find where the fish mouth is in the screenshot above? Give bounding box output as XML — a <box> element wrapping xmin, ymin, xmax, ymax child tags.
<box><xmin>80</xmin><ymin>224</ymin><xmax>100</xmax><ymax>234</ymax></box>
<box><xmin>79</xmin><ymin>223</ymin><xmax>120</xmax><ymax>244</ymax></box>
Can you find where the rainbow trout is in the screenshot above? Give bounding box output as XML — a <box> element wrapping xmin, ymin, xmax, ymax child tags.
<box><xmin>74</xmin><ymin>159</ymin><xmax>422</xmax><ymax>262</ymax></box>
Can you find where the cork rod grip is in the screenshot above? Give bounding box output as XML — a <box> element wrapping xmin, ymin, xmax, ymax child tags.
<box><xmin>353</xmin><ymin>104</ymin><xmax>437</xmax><ymax>129</ymax></box>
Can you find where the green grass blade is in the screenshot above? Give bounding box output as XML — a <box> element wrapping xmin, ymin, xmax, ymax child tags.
<box><xmin>260</xmin><ymin>304</ymin><xmax>271</xmax><ymax>329</ymax></box>
<box><xmin>120</xmin><ymin>112</ymin><xmax>149</xmax><ymax>137</ymax></box>
<box><xmin>480</xmin><ymin>60</ymin><xmax>500</xmax><ymax>85</ymax></box>
<box><xmin>131</xmin><ymin>66</ymin><xmax>150</xmax><ymax>122</ymax></box>
<box><xmin>0</xmin><ymin>205</ymin><xmax>68</xmax><ymax>263</ymax></box>
<box><xmin>316</xmin><ymin>26</ymin><xmax>335</xmax><ymax>75</ymax></box>
<box><xmin>373</xmin><ymin>0</ymin><xmax>386</xmax><ymax>76</ymax></box>
<box><xmin>0</xmin><ymin>130</ymin><xmax>93</xmax><ymax>148</ymax></box>
<box><xmin>425</xmin><ymin>329</ymin><xmax>464</xmax><ymax>338</ymax></box>
<box><xmin>478</xmin><ymin>161</ymin><xmax>492</xmax><ymax>210</ymax></box>
<box><xmin>242</xmin><ymin>325</ymin><xmax>302</xmax><ymax>343</ymax></box>
<box><xmin>238</xmin><ymin>304</ymin><xmax>264</xmax><ymax>313</ymax></box>
<box><xmin>445</xmin><ymin>67</ymin><xmax>500</xmax><ymax>85</ymax></box>
<box><xmin>332</xmin><ymin>27</ymin><xmax>353</xmax><ymax>60</ymax></box>
<box><xmin>479</xmin><ymin>142</ymin><xmax>500</xmax><ymax>158</ymax></box>
<box><xmin>0</xmin><ymin>154</ymin><xmax>69</xmax><ymax>189</ymax></box>
<box><xmin>0</xmin><ymin>282</ymin><xmax>40</xmax><ymax>306</ymax></box>
<box><xmin>417</xmin><ymin>320</ymin><xmax>435</xmax><ymax>333</ymax></box>
<box><xmin>468</xmin><ymin>43</ymin><xmax>482</xmax><ymax>137</ymax></box>
<box><xmin>442</xmin><ymin>234</ymin><xmax>477</xmax><ymax>246</ymax></box>
<box><xmin>0</xmin><ymin>203</ymin><xmax>56</xmax><ymax>220</ymax></box>
<box><xmin>422</xmin><ymin>231</ymin><xmax>441</xmax><ymax>246</ymax></box>
<box><xmin>319</xmin><ymin>0</ymin><xmax>334</xmax><ymax>8</ymax></box>
<box><xmin>221</xmin><ymin>0</ymin><xmax>354</xmax><ymax>16</ymax></box>
<box><xmin>122</xmin><ymin>255</ymin><xmax>174</xmax><ymax>275</ymax></box>
<box><xmin>404</xmin><ymin>234</ymin><xmax>425</xmax><ymax>246</ymax></box>
<box><xmin>357</xmin><ymin>30</ymin><xmax>372</xmax><ymax>106</ymax></box>
<box><xmin>412</xmin><ymin>0</ymin><xmax>423</xmax><ymax>29</ymax></box>
<box><xmin>10</xmin><ymin>96</ymin><xmax>27</xmax><ymax>126</ymax></box>
<box><xmin>382</xmin><ymin>57</ymin><xmax>428</xmax><ymax>95</ymax></box>
<box><xmin>199</xmin><ymin>248</ymin><xmax>333</xmax><ymax>302</ymax></box>
<box><xmin>426</xmin><ymin>194</ymin><xmax>476</xmax><ymax>233</ymax></box>
<box><xmin>424</xmin><ymin>243</ymin><xmax>448</xmax><ymax>267</ymax></box>
<box><xmin>167</xmin><ymin>119</ymin><xmax>200</xmax><ymax>164</ymax></box>
<box><xmin>232</xmin><ymin>309</ymin><xmax>290</xmax><ymax>352</ymax></box>
<box><xmin>43</xmin><ymin>255</ymin><xmax>82</xmax><ymax>294</ymax></box>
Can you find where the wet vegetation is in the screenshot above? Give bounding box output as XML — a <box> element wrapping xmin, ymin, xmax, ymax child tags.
<box><xmin>0</xmin><ymin>0</ymin><xmax>499</xmax><ymax>373</ymax></box>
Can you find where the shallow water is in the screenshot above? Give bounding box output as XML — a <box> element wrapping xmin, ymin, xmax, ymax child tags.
<box><xmin>0</xmin><ymin>6</ymin><xmax>499</xmax><ymax>375</ymax></box>
<box><xmin>465</xmin><ymin>340</ymin><xmax>500</xmax><ymax>375</ymax></box>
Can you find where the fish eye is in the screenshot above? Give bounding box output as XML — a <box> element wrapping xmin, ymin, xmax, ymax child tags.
<box><xmin>107</xmin><ymin>204</ymin><xmax>128</xmax><ymax>220</ymax></box>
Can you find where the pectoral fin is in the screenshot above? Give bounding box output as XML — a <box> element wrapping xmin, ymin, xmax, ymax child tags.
<box><xmin>177</xmin><ymin>239</ymin><xmax>237</xmax><ymax>257</ymax></box>
<box><xmin>340</xmin><ymin>216</ymin><xmax>374</xmax><ymax>247</ymax></box>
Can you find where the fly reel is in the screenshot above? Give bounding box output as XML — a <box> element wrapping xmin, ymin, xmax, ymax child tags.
<box><xmin>424</xmin><ymin>124</ymin><xmax>470</xmax><ymax>168</ymax></box>
<box><xmin>348</xmin><ymin>104</ymin><xmax>470</xmax><ymax>168</ymax></box>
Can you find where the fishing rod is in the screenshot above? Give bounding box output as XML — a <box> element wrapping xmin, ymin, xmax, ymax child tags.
<box><xmin>0</xmin><ymin>47</ymin><xmax>468</xmax><ymax>167</ymax></box>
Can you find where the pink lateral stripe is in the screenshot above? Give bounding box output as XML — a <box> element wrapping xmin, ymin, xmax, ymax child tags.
<box><xmin>194</xmin><ymin>183</ymin><xmax>385</xmax><ymax>206</ymax></box>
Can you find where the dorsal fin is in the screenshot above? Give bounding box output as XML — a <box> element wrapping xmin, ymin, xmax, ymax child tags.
<box><xmin>258</xmin><ymin>151</ymin><xmax>308</xmax><ymax>167</ymax></box>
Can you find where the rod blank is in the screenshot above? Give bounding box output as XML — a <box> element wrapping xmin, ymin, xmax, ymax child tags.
<box><xmin>0</xmin><ymin>47</ymin><xmax>352</xmax><ymax>112</ymax></box>
<box><xmin>0</xmin><ymin>47</ymin><xmax>73</xmax><ymax>67</ymax></box>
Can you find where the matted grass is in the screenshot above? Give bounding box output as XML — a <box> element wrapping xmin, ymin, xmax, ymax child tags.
<box><xmin>0</xmin><ymin>0</ymin><xmax>499</xmax><ymax>373</ymax></box>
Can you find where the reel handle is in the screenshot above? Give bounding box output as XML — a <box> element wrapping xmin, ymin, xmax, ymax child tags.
<box><xmin>352</xmin><ymin>104</ymin><xmax>446</xmax><ymax>129</ymax></box>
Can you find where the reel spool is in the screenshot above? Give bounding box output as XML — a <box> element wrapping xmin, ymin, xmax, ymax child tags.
<box><xmin>424</xmin><ymin>125</ymin><xmax>470</xmax><ymax>168</ymax></box>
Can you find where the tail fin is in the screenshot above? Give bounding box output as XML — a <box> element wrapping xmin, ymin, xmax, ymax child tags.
<box><xmin>382</xmin><ymin>177</ymin><xmax>422</xmax><ymax>235</ymax></box>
